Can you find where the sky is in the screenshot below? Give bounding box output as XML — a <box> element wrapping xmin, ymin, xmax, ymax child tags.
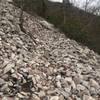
<box><xmin>50</xmin><ymin>0</ymin><xmax>62</xmax><ymax>2</ymax></box>
<box><xmin>49</xmin><ymin>0</ymin><xmax>85</xmax><ymax>8</ymax></box>
<box><xmin>50</xmin><ymin>0</ymin><xmax>99</xmax><ymax>9</ymax></box>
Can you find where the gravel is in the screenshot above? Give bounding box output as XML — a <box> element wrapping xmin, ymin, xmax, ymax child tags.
<box><xmin>0</xmin><ymin>0</ymin><xmax>100</xmax><ymax>100</ymax></box>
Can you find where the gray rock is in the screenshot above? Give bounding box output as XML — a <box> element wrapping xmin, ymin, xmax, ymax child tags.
<box><xmin>77</xmin><ymin>84</ymin><xmax>86</xmax><ymax>91</ymax></box>
<box><xmin>56</xmin><ymin>81</ymin><xmax>62</xmax><ymax>88</ymax></box>
<box><xmin>3</xmin><ymin>62</ymin><xmax>15</xmax><ymax>74</ymax></box>
<box><xmin>32</xmin><ymin>94</ymin><xmax>40</xmax><ymax>100</ymax></box>
<box><xmin>0</xmin><ymin>0</ymin><xmax>100</xmax><ymax>99</ymax></box>
<box><xmin>0</xmin><ymin>78</ymin><xmax>5</xmax><ymax>86</ymax></box>
<box><xmin>89</xmin><ymin>79</ymin><xmax>99</xmax><ymax>89</ymax></box>
<box><xmin>38</xmin><ymin>91</ymin><xmax>46</xmax><ymax>97</ymax></box>
<box><xmin>2</xmin><ymin>97</ymin><xmax>7</xmax><ymax>100</ymax></box>
<box><xmin>0</xmin><ymin>31</ymin><xmax>5</xmax><ymax>36</ymax></box>
<box><xmin>83</xmin><ymin>95</ymin><xmax>95</xmax><ymax>100</ymax></box>
<box><xmin>17</xmin><ymin>93</ymin><xmax>25</xmax><ymax>99</ymax></box>
<box><xmin>50</xmin><ymin>96</ymin><xmax>59</xmax><ymax>100</ymax></box>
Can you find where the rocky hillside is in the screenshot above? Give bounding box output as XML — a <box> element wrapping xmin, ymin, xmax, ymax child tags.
<box><xmin>0</xmin><ymin>0</ymin><xmax>100</xmax><ymax>100</ymax></box>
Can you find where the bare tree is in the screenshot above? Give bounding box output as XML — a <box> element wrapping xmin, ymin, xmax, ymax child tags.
<box><xmin>82</xmin><ymin>0</ymin><xmax>95</xmax><ymax>12</ymax></box>
<box><xmin>19</xmin><ymin>0</ymin><xmax>25</xmax><ymax>31</ymax></box>
<box><xmin>41</xmin><ymin>0</ymin><xmax>47</xmax><ymax>18</ymax></box>
<box><xmin>63</xmin><ymin>0</ymin><xmax>70</xmax><ymax>24</ymax></box>
<box><xmin>82</xmin><ymin>0</ymin><xmax>100</xmax><ymax>15</ymax></box>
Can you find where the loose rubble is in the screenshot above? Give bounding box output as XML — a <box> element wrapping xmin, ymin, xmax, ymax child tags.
<box><xmin>0</xmin><ymin>0</ymin><xmax>100</xmax><ymax>100</ymax></box>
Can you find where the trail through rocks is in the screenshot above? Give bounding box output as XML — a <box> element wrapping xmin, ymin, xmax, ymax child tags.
<box><xmin>0</xmin><ymin>0</ymin><xmax>100</xmax><ymax>100</ymax></box>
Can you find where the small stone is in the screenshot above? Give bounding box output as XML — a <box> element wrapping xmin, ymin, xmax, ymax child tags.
<box><xmin>65</xmin><ymin>77</ymin><xmax>72</xmax><ymax>82</ymax></box>
<box><xmin>6</xmin><ymin>14</ymin><xmax>14</xmax><ymax>21</ymax></box>
<box><xmin>20</xmin><ymin>92</ymin><xmax>28</xmax><ymax>96</ymax></box>
<box><xmin>50</xmin><ymin>96</ymin><xmax>59</xmax><ymax>100</ymax></box>
<box><xmin>58</xmin><ymin>89</ymin><xmax>70</xmax><ymax>98</ymax></box>
<box><xmin>1</xmin><ymin>74</ymin><xmax>8</xmax><ymax>80</ymax></box>
<box><xmin>56</xmin><ymin>81</ymin><xmax>62</xmax><ymax>88</ymax></box>
<box><xmin>0</xmin><ymin>31</ymin><xmax>5</xmax><ymax>36</ymax></box>
<box><xmin>89</xmin><ymin>79</ymin><xmax>99</xmax><ymax>89</ymax></box>
<box><xmin>2</xmin><ymin>97</ymin><xmax>7</xmax><ymax>100</ymax></box>
<box><xmin>4</xmin><ymin>62</ymin><xmax>15</xmax><ymax>74</ymax></box>
<box><xmin>10</xmin><ymin>69</ymin><xmax>15</xmax><ymax>73</ymax></box>
<box><xmin>65</xmin><ymin>77</ymin><xmax>76</xmax><ymax>89</ymax></box>
<box><xmin>7</xmin><ymin>0</ymin><xmax>13</xmax><ymax>3</ymax></box>
<box><xmin>38</xmin><ymin>91</ymin><xmax>46</xmax><ymax>97</ymax></box>
<box><xmin>47</xmin><ymin>89</ymin><xmax>57</xmax><ymax>95</ymax></box>
<box><xmin>31</xmin><ymin>87</ymin><xmax>35</xmax><ymax>92</ymax></box>
<box><xmin>59</xmin><ymin>95</ymin><xmax>64</xmax><ymax>100</ymax></box>
<box><xmin>83</xmin><ymin>95</ymin><xmax>95</xmax><ymax>100</ymax></box>
<box><xmin>8</xmin><ymin>81</ymin><xmax>13</xmax><ymax>86</ymax></box>
<box><xmin>0</xmin><ymin>92</ymin><xmax>3</xmax><ymax>96</ymax></box>
<box><xmin>15</xmin><ymin>97</ymin><xmax>19</xmax><ymax>100</ymax></box>
<box><xmin>90</xmin><ymin>87</ymin><xmax>97</xmax><ymax>95</ymax></box>
<box><xmin>0</xmin><ymin>78</ymin><xmax>5</xmax><ymax>86</ymax></box>
<box><xmin>73</xmin><ymin>74</ymin><xmax>83</xmax><ymax>84</ymax></box>
<box><xmin>64</xmin><ymin>87</ymin><xmax>71</xmax><ymax>93</ymax></box>
<box><xmin>32</xmin><ymin>94</ymin><xmax>40</xmax><ymax>100</ymax></box>
<box><xmin>67</xmin><ymin>97</ymin><xmax>73</xmax><ymax>100</ymax></box>
<box><xmin>56</xmin><ymin>75</ymin><xmax>62</xmax><ymax>80</ymax></box>
<box><xmin>45</xmin><ymin>62</ymin><xmax>50</xmax><ymax>67</ymax></box>
<box><xmin>1</xmin><ymin>84</ymin><xmax>8</xmax><ymax>91</ymax></box>
<box><xmin>81</xmin><ymin>81</ymin><xmax>89</xmax><ymax>88</ymax></box>
<box><xmin>77</xmin><ymin>84</ymin><xmax>86</xmax><ymax>91</ymax></box>
<box><xmin>17</xmin><ymin>93</ymin><xmax>24</xmax><ymax>98</ymax></box>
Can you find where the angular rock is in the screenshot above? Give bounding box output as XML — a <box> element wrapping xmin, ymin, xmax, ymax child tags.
<box><xmin>83</xmin><ymin>95</ymin><xmax>95</xmax><ymax>100</ymax></box>
<box><xmin>0</xmin><ymin>78</ymin><xmax>5</xmax><ymax>86</ymax></box>
<box><xmin>89</xmin><ymin>79</ymin><xmax>99</xmax><ymax>89</ymax></box>
<box><xmin>50</xmin><ymin>96</ymin><xmax>59</xmax><ymax>100</ymax></box>
<box><xmin>3</xmin><ymin>63</ymin><xmax>15</xmax><ymax>74</ymax></box>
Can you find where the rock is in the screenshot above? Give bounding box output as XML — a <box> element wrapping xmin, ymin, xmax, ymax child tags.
<box><xmin>64</xmin><ymin>87</ymin><xmax>71</xmax><ymax>93</ymax></box>
<box><xmin>0</xmin><ymin>31</ymin><xmax>5</xmax><ymax>36</ymax></box>
<box><xmin>15</xmin><ymin>97</ymin><xmax>19</xmax><ymax>100</ymax></box>
<box><xmin>59</xmin><ymin>95</ymin><xmax>64</xmax><ymax>100</ymax></box>
<box><xmin>81</xmin><ymin>81</ymin><xmax>89</xmax><ymax>88</ymax></box>
<box><xmin>83</xmin><ymin>95</ymin><xmax>95</xmax><ymax>100</ymax></box>
<box><xmin>90</xmin><ymin>87</ymin><xmax>97</xmax><ymax>95</ymax></box>
<box><xmin>32</xmin><ymin>94</ymin><xmax>40</xmax><ymax>100</ymax></box>
<box><xmin>89</xmin><ymin>79</ymin><xmax>99</xmax><ymax>89</ymax></box>
<box><xmin>56</xmin><ymin>81</ymin><xmax>62</xmax><ymax>88</ymax></box>
<box><xmin>50</xmin><ymin>96</ymin><xmax>59</xmax><ymax>100</ymax></box>
<box><xmin>20</xmin><ymin>92</ymin><xmax>28</xmax><ymax>96</ymax></box>
<box><xmin>7</xmin><ymin>0</ymin><xmax>13</xmax><ymax>3</ymax></box>
<box><xmin>6</xmin><ymin>14</ymin><xmax>14</xmax><ymax>21</ymax></box>
<box><xmin>8</xmin><ymin>81</ymin><xmax>13</xmax><ymax>86</ymax></box>
<box><xmin>0</xmin><ymin>0</ymin><xmax>100</xmax><ymax>99</ymax></box>
<box><xmin>77</xmin><ymin>84</ymin><xmax>86</xmax><ymax>91</ymax></box>
<box><xmin>3</xmin><ymin>63</ymin><xmax>15</xmax><ymax>74</ymax></box>
<box><xmin>38</xmin><ymin>91</ymin><xmax>46</xmax><ymax>98</ymax></box>
<box><xmin>73</xmin><ymin>74</ymin><xmax>83</xmax><ymax>84</ymax></box>
<box><xmin>1</xmin><ymin>84</ymin><xmax>8</xmax><ymax>92</ymax></box>
<box><xmin>47</xmin><ymin>89</ymin><xmax>58</xmax><ymax>95</ymax></box>
<box><xmin>2</xmin><ymin>97</ymin><xmax>7</xmax><ymax>100</ymax></box>
<box><xmin>11</xmin><ymin>73</ymin><xmax>18</xmax><ymax>78</ymax></box>
<box><xmin>17</xmin><ymin>93</ymin><xmax>24</xmax><ymax>99</ymax></box>
<box><xmin>39</xmin><ymin>20</ymin><xmax>54</xmax><ymax>30</ymax></box>
<box><xmin>56</xmin><ymin>75</ymin><xmax>62</xmax><ymax>80</ymax></box>
<box><xmin>45</xmin><ymin>62</ymin><xmax>50</xmax><ymax>67</ymax></box>
<box><xmin>64</xmin><ymin>77</ymin><xmax>76</xmax><ymax>89</ymax></box>
<box><xmin>64</xmin><ymin>77</ymin><xmax>72</xmax><ymax>83</ymax></box>
<box><xmin>58</xmin><ymin>89</ymin><xmax>70</xmax><ymax>98</ymax></box>
<box><xmin>0</xmin><ymin>78</ymin><xmax>5</xmax><ymax>86</ymax></box>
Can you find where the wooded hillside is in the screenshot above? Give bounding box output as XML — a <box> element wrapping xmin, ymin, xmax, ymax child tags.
<box><xmin>14</xmin><ymin>0</ymin><xmax>100</xmax><ymax>54</ymax></box>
